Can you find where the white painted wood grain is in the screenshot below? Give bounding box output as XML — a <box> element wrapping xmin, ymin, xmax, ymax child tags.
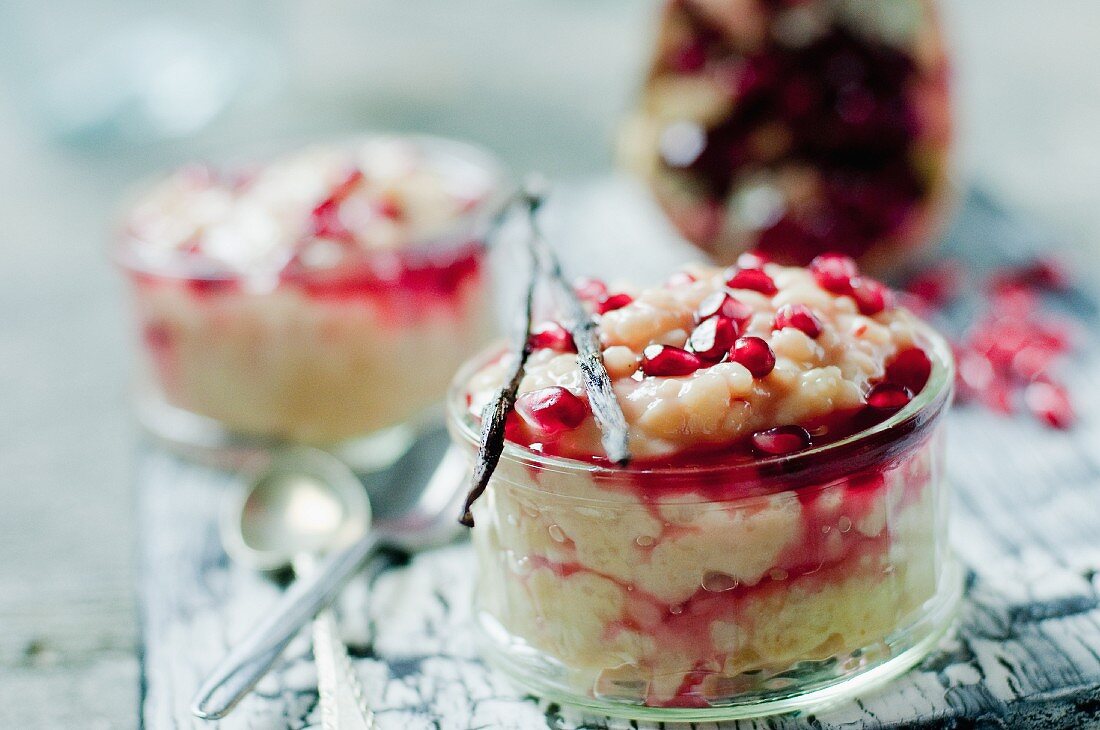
<box><xmin>137</xmin><ymin>187</ymin><xmax>1100</xmax><ymax>728</ymax></box>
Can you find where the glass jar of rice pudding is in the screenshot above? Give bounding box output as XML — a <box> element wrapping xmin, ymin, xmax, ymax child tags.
<box><xmin>448</xmin><ymin>255</ymin><xmax>959</xmax><ymax>720</ymax></box>
<box><xmin>116</xmin><ymin>135</ymin><xmax>507</xmax><ymax>467</ymax></box>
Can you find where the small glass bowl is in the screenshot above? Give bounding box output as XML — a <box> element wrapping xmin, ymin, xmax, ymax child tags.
<box><xmin>447</xmin><ymin>324</ymin><xmax>959</xmax><ymax>721</ymax></box>
<box><xmin>116</xmin><ymin>135</ymin><xmax>508</xmax><ymax>468</ymax></box>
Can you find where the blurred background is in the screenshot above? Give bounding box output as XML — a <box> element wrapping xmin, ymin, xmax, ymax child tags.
<box><xmin>1</xmin><ymin>1</ymin><xmax>1099</xmax><ymax>725</ymax></box>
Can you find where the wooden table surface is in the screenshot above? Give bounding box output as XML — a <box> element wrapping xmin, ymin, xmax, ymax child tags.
<box><xmin>135</xmin><ymin>181</ymin><xmax>1100</xmax><ymax>730</ymax></box>
<box><xmin>3</xmin><ymin>2</ymin><xmax>1100</xmax><ymax>727</ymax></box>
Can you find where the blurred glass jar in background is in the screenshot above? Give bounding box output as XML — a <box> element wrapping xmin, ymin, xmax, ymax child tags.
<box><xmin>622</xmin><ymin>0</ymin><xmax>953</xmax><ymax>274</ymax></box>
<box><xmin>115</xmin><ymin>135</ymin><xmax>507</xmax><ymax>467</ymax></box>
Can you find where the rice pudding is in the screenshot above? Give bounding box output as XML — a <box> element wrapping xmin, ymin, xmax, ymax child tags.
<box><xmin>449</xmin><ymin>255</ymin><xmax>958</xmax><ymax>718</ymax></box>
<box><xmin>118</xmin><ymin>136</ymin><xmax>505</xmax><ymax>454</ymax></box>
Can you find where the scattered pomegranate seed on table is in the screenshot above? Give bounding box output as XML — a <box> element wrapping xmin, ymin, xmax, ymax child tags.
<box><xmin>987</xmin><ymin>255</ymin><xmax>1072</xmax><ymax>294</ymax></box>
<box><xmin>1024</xmin><ymin>380</ymin><xmax>1076</xmax><ymax>430</ymax></box>
<box><xmin>903</xmin><ymin>255</ymin><xmax>1079</xmax><ymax>430</ymax></box>
<box><xmin>903</xmin><ymin>259</ymin><xmax>963</xmax><ymax>310</ymax></box>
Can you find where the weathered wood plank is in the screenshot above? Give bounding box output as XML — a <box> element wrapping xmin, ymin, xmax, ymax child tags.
<box><xmin>140</xmin><ymin>187</ymin><xmax>1100</xmax><ymax>729</ymax></box>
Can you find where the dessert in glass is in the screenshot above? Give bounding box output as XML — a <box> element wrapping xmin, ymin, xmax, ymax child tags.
<box><xmin>117</xmin><ymin>136</ymin><xmax>506</xmax><ymax>466</ymax></box>
<box><xmin>448</xmin><ymin>254</ymin><xmax>958</xmax><ymax>720</ymax></box>
<box><xmin>621</xmin><ymin>0</ymin><xmax>953</xmax><ymax>272</ymax></box>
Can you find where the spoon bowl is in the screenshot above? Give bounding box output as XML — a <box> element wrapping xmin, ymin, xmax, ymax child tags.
<box><xmin>222</xmin><ymin>448</ymin><xmax>371</xmax><ymax>572</ymax></box>
<box><xmin>192</xmin><ymin>442</ymin><xmax>470</xmax><ymax>720</ymax></box>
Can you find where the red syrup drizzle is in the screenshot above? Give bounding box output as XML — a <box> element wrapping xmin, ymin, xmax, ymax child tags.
<box><xmin>127</xmin><ymin>161</ymin><xmax>488</xmax><ymax>328</ymax></box>
<box><xmin>502</xmin><ymin>341</ymin><xmax>932</xmax><ymax>504</ymax></box>
<box><xmin>519</xmin><ymin>505</ymin><xmax>903</xmax><ymax>707</ymax></box>
<box><xmin>666</xmin><ymin>662</ymin><xmax>716</xmax><ymax>709</ymax></box>
<box><xmin>131</xmin><ymin>239</ymin><xmax>484</xmax><ymax>331</ymax></box>
<box><xmin>494</xmin><ymin>347</ymin><xmax>937</xmax><ymax>707</ymax></box>
<box><xmin>656</xmin><ymin>1</ymin><xmax>945</xmax><ymax>263</ymax></box>
<box><xmin>279</xmin><ymin>240</ymin><xmax>485</xmax><ymax>328</ymax></box>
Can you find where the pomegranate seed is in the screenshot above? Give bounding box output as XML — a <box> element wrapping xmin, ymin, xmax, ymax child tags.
<box><xmin>1024</xmin><ymin>380</ymin><xmax>1075</xmax><ymax>429</ymax></box>
<box><xmin>1032</xmin><ymin>321</ymin><xmax>1073</xmax><ymax>354</ymax></box>
<box><xmin>574</xmin><ymin>277</ymin><xmax>608</xmax><ymax>303</ymax></box>
<box><xmin>973</xmin><ymin>319</ymin><xmax>1028</xmax><ymax>367</ymax></box>
<box><xmin>773</xmin><ymin>304</ymin><xmax>823</xmax><ymax>338</ymax></box>
<box><xmin>1011</xmin><ymin>345</ymin><xmax>1058</xmax><ymax>381</ymax></box>
<box><xmin>515</xmin><ymin>386</ymin><xmax>589</xmax><ymax>435</ymax></box>
<box><xmin>687</xmin><ymin>316</ymin><xmax>738</xmax><ymax>362</ymax></box>
<box><xmin>696</xmin><ymin>292</ymin><xmax>753</xmax><ymax>327</ymax></box>
<box><xmin>641</xmin><ymin>344</ymin><xmax>704</xmax><ymax>376</ymax></box>
<box><xmin>810</xmin><ymin>253</ymin><xmax>858</xmax><ymax>294</ymax></box>
<box><xmin>730</xmin><ymin>336</ymin><xmax>776</xmax><ymax>378</ymax></box>
<box><xmin>528</xmin><ymin>321</ymin><xmax>576</xmax><ymax>353</ymax></box>
<box><xmin>899</xmin><ymin>293</ymin><xmax>937</xmax><ymax>320</ymax></box>
<box><xmin>310</xmin><ymin>199</ymin><xmax>349</xmax><ymax>240</ymax></box>
<box><xmin>989</xmin><ymin>256</ymin><xmax>1073</xmax><ymax>294</ymax></box>
<box><xmin>904</xmin><ymin>261</ymin><xmax>963</xmax><ymax>308</ymax></box>
<box><xmin>885</xmin><ymin>348</ymin><xmax>932</xmax><ymax>394</ymax></box>
<box><xmin>751</xmin><ymin>425</ymin><xmax>812</xmax><ymax>456</ymax></box>
<box><xmin>866</xmin><ymin>382</ymin><xmax>913</xmax><ymax>410</ymax></box>
<box><xmin>850</xmin><ymin>277</ymin><xmax>893</xmax><ymax>315</ymax></box>
<box><xmin>956</xmin><ymin>350</ymin><xmax>994</xmax><ymax>398</ymax></box>
<box><xmin>331</xmin><ymin>168</ymin><xmax>365</xmax><ymax>198</ymax></box>
<box><xmin>982</xmin><ymin>377</ymin><xmax>1018</xmax><ymax>415</ymax></box>
<box><xmin>597</xmin><ymin>292</ymin><xmax>634</xmax><ymax>314</ymax></box>
<box><xmin>736</xmin><ymin>251</ymin><xmax>770</xmax><ymax>269</ymax></box>
<box><xmin>503</xmin><ymin>412</ymin><xmax>524</xmax><ymax>442</ymax></box>
<box><xmin>725</xmin><ymin>268</ymin><xmax>777</xmax><ymax>295</ymax></box>
<box><xmin>309</xmin><ymin>169</ymin><xmax>364</xmax><ymax>240</ymax></box>
<box><xmin>988</xmin><ymin>286</ymin><xmax>1040</xmax><ymax>316</ymax></box>
<box><xmin>1022</xmin><ymin>257</ymin><xmax>1072</xmax><ymax>290</ymax></box>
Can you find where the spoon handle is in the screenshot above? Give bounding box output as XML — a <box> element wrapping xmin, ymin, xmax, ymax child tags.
<box><xmin>191</xmin><ymin>532</ymin><xmax>385</xmax><ymax>720</ymax></box>
<box><xmin>314</xmin><ymin>608</ymin><xmax>376</xmax><ymax>730</ymax></box>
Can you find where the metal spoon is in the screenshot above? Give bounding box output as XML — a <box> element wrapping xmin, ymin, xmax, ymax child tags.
<box><xmin>192</xmin><ymin>445</ymin><xmax>469</xmax><ymax>721</ymax></box>
<box><xmin>208</xmin><ymin>448</ymin><xmax>374</xmax><ymax>727</ymax></box>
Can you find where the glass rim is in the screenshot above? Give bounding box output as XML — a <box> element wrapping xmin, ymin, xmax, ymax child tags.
<box><xmin>447</xmin><ymin>317</ymin><xmax>954</xmax><ymax>488</ymax></box>
<box><xmin>111</xmin><ymin>133</ymin><xmax>512</xmax><ymax>281</ymax></box>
